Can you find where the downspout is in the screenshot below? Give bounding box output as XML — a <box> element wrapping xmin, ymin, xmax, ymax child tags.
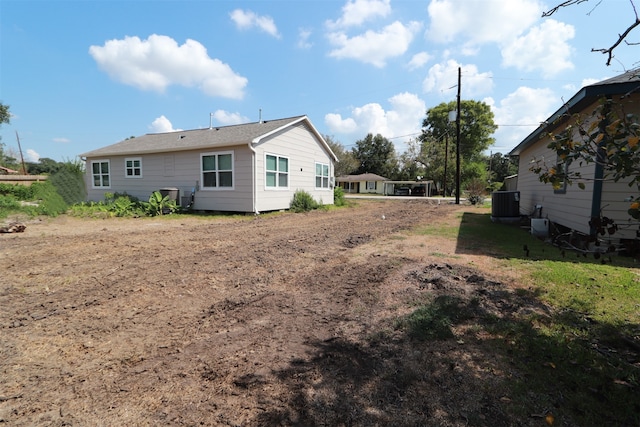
<box><xmin>248</xmin><ymin>141</ymin><xmax>259</xmax><ymax>214</ymax></box>
<box><xmin>590</xmin><ymin>159</ymin><xmax>605</xmax><ymax>236</ymax></box>
<box><xmin>589</xmin><ymin>97</ymin><xmax>610</xmax><ymax>236</ymax></box>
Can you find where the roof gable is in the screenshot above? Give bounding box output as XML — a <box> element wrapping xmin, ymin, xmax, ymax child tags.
<box><xmin>80</xmin><ymin>115</ymin><xmax>336</xmax><ymax>161</ymax></box>
<box><xmin>336</xmin><ymin>173</ymin><xmax>389</xmax><ymax>182</ymax></box>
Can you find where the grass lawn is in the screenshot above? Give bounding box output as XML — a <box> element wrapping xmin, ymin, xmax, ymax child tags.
<box><xmin>415</xmin><ymin>207</ymin><xmax>640</xmax><ymax>426</ymax></box>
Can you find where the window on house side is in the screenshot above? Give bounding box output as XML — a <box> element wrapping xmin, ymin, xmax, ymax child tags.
<box><xmin>366</xmin><ymin>181</ymin><xmax>376</xmax><ymax>190</ymax></box>
<box><xmin>201</xmin><ymin>152</ymin><xmax>234</xmax><ymax>189</ymax></box>
<box><xmin>266</xmin><ymin>154</ymin><xmax>288</xmax><ymax>188</ymax></box>
<box><xmin>91</xmin><ymin>160</ymin><xmax>110</xmax><ymax>188</ymax></box>
<box><xmin>554</xmin><ymin>157</ymin><xmax>568</xmax><ymax>194</ymax></box>
<box><xmin>315</xmin><ymin>162</ymin><xmax>329</xmax><ymax>188</ymax></box>
<box><xmin>125</xmin><ymin>158</ymin><xmax>142</xmax><ymax>178</ymax></box>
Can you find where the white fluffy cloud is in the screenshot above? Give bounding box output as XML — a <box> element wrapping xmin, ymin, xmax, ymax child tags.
<box><xmin>326</xmin><ymin>0</ymin><xmax>391</xmax><ymax>29</ymax></box>
<box><xmin>212</xmin><ymin>110</ymin><xmax>249</xmax><ymax>125</ymax></box>
<box><xmin>25</xmin><ymin>149</ymin><xmax>40</xmax><ymax>163</ymax></box>
<box><xmin>426</xmin><ymin>0</ymin><xmax>542</xmax><ymax>45</ymax></box>
<box><xmin>229</xmin><ymin>9</ymin><xmax>281</xmax><ymax>38</ymax></box>
<box><xmin>297</xmin><ymin>28</ymin><xmax>313</xmax><ymax>49</ymax></box>
<box><xmin>407</xmin><ymin>52</ymin><xmax>432</xmax><ymax>70</ymax></box>
<box><xmin>327</xmin><ymin>20</ymin><xmax>422</xmax><ymax>67</ymax></box>
<box><xmin>325</xmin><ymin>92</ymin><xmax>426</xmax><ymax>150</ymax></box>
<box><xmin>149</xmin><ymin>115</ymin><xmax>181</xmax><ymax>133</ymax></box>
<box><xmin>422</xmin><ymin>59</ymin><xmax>493</xmax><ymax>97</ymax></box>
<box><xmin>426</xmin><ymin>0</ymin><xmax>575</xmax><ymax>76</ymax></box>
<box><xmin>89</xmin><ymin>34</ymin><xmax>248</xmax><ymax>99</ymax></box>
<box><xmin>487</xmin><ymin>86</ymin><xmax>559</xmax><ymax>152</ymax></box>
<box><xmin>501</xmin><ymin>19</ymin><xmax>575</xmax><ymax>77</ymax></box>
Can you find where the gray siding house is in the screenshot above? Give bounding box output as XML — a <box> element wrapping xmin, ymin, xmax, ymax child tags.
<box><xmin>510</xmin><ymin>69</ymin><xmax>640</xmax><ymax>241</ymax></box>
<box><xmin>80</xmin><ymin>115</ymin><xmax>338</xmax><ymax>213</ymax></box>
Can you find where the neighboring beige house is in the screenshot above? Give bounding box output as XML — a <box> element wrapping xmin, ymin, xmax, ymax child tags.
<box><xmin>336</xmin><ymin>173</ymin><xmax>388</xmax><ymax>194</ymax></box>
<box><xmin>510</xmin><ymin>69</ymin><xmax>640</xmax><ymax>241</ymax></box>
<box><xmin>80</xmin><ymin>115</ymin><xmax>338</xmax><ymax>214</ymax></box>
<box><xmin>336</xmin><ymin>173</ymin><xmax>432</xmax><ymax>196</ymax></box>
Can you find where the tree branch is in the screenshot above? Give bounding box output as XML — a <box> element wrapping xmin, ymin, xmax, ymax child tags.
<box><xmin>542</xmin><ymin>0</ymin><xmax>589</xmax><ymax>17</ymax></box>
<box><xmin>592</xmin><ymin>17</ymin><xmax>640</xmax><ymax>65</ymax></box>
<box><xmin>543</xmin><ymin>0</ymin><xmax>640</xmax><ymax>65</ymax></box>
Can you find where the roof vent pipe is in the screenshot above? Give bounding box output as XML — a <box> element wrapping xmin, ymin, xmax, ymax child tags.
<box><xmin>209</xmin><ymin>112</ymin><xmax>213</xmax><ymax>129</ymax></box>
<box><xmin>259</xmin><ymin>108</ymin><xmax>262</xmax><ymax>124</ymax></box>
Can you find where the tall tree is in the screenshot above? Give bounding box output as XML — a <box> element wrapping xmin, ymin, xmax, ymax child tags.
<box><xmin>0</xmin><ymin>103</ymin><xmax>9</xmax><ymax>128</ymax></box>
<box><xmin>0</xmin><ymin>102</ymin><xmax>13</xmax><ymax>167</ymax></box>
<box><xmin>396</xmin><ymin>138</ymin><xmax>426</xmax><ymax>181</ymax></box>
<box><xmin>323</xmin><ymin>134</ymin><xmax>359</xmax><ymax>177</ymax></box>
<box><xmin>487</xmin><ymin>152</ymin><xmax>518</xmax><ymax>187</ymax></box>
<box><xmin>352</xmin><ymin>133</ymin><xmax>398</xmax><ymax>179</ymax></box>
<box><xmin>418</xmin><ymin>100</ymin><xmax>497</xmax><ymax>194</ymax></box>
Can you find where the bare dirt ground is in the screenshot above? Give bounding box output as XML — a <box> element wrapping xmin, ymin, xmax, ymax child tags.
<box><xmin>0</xmin><ymin>199</ymin><xmax>540</xmax><ymax>426</ymax></box>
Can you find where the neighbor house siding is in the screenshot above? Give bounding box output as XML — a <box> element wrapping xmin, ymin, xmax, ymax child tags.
<box><xmin>253</xmin><ymin>122</ymin><xmax>334</xmax><ymax>212</ymax></box>
<box><xmin>517</xmin><ymin>136</ymin><xmax>596</xmax><ymax>236</ymax></box>
<box><xmin>600</xmin><ymin>177</ymin><xmax>637</xmax><ymax>240</ymax></box>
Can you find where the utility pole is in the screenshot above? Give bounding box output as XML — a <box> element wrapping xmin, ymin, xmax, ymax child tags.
<box><xmin>443</xmin><ymin>132</ymin><xmax>448</xmax><ymax>197</ymax></box>
<box><xmin>15</xmin><ymin>131</ymin><xmax>27</xmax><ymax>175</ymax></box>
<box><xmin>455</xmin><ymin>67</ymin><xmax>461</xmax><ymax>205</ymax></box>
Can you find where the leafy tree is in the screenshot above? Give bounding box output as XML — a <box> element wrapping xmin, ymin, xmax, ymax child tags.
<box><xmin>531</xmin><ymin>98</ymin><xmax>640</xmax><ymax>219</ymax></box>
<box><xmin>0</xmin><ymin>102</ymin><xmax>14</xmax><ymax>168</ymax></box>
<box><xmin>487</xmin><ymin>152</ymin><xmax>518</xmax><ymax>187</ymax></box>
<box><xmin>27</xmin><ymin>158</ymin><xmax>61</xmax><ymax>175</ymax></box>
<box><xmin>352</xmin><ymin>133</ymin><xmax>399</xmax><ymax>179</ymax></box>
<box><xmin>0</xmin><ymin>103</ymin><xmax>9</xmax><ymax>128</ymax></box>
<box><xmin>324</xmin><ymin>134</ymin><xmax>358</xmax><ymax>177</ymax></box>
<box><xmin>417</xmin><ymin>100</ymin><xmax>497</xmax><ymax>195</ymax></box>
<box><xmin>396</xmin><ymin>139</ymin><xmax>426</xmax><ymax>181</ymax></box>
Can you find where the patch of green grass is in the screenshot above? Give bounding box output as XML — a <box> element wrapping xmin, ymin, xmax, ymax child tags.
<box><xmin>406</xmin><ymin>209</ymin><xmax>640</xmax><ymax>426</ymax></box>
<box><xmin>396</xmin><ymin>295</ymin><xmax>477</xmax><ymax>340</ymax></box>
<box><xmin>533</xmin><ymin>261</ymin><xmax>640</xmax><ymax>325</ymax></box>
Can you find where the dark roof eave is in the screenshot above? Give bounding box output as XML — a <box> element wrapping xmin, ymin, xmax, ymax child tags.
<box><xmin>509</xmin><ymin>77</ymin><xmax>640</xmax><ymax>156</ymax></box>
<box><xmin>80</xmin><ymin>141</ymin><xmax>245</xmax><ymax>158</ymax></box>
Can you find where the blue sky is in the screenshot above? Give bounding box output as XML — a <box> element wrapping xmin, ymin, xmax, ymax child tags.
<box><xmin>1</xmin><ymin>0</ymin><xmax>637</xmax><ymax>163</ymax></box>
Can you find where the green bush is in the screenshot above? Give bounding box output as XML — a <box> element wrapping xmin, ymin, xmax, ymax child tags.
<box><xmin>30</xmin><ymin>181</ymin><xmax>68</xmax><ymax>216</ymax></box>
<box><xmin>0</xmin><ymin>183</ymin><xmax>33</xmax><ymax>199</ymax></box>
<box><xmin>142</xmin><ymin>191</ymin><xmax>177</xmax><ymax>216</ymax></box>
<box><xmin>290</xmin><ymin>189</ymin><xmax>319</xmax><ymax>212</ymax></box>
<box><xmin>465</xmin><ymin>178</ymin><xmax>486</xmax><ymax>205</ymax></box>
<box><xmin>333</xmin><ymin>186</ymin><xmax>345</xmax><ymax>207</ymax></box>
<box><xmin>49</xmin><ymin>163</ymin><xmax>86</xmax><ymax>205</ymax></box>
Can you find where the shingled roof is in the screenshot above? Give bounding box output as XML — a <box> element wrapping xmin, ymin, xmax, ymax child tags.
<box><xmin>80</xmin><ymin>115</ymin><xmax>336</xmax><ymax>159</ymax></box>
<box><xmin>510</xmin><ymin>68</ymin><xmax>640</xmax><ymax>156</ymax></box>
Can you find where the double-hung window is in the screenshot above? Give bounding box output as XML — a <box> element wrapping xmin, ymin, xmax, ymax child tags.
<box><xmin>91</xmin><ymin>160</ymin><xmax>110</xmax><ymax>188</ymax></box>
<box><xmin>315</xmin><ymin>162</ymin><xmax>329</xmax><ymax>189</ymax></box>
<box><xmin>266</xmin><ymin>154</ymin><xmax>288</xmax><ymax>188</ymax></box>
<box><xmin>201</xmin><ymin>151</ymin><xmax>234</xmax><ymax>189</ymax></box>
<box><xmin>366</xmin><ymin>181</ymin><xmax>376</xmax><ymax>191</ymax></box>
<box><xmin>125</xmin><ymin>158</ymin><xmax>142</xmax><ymax>178</ymax></box>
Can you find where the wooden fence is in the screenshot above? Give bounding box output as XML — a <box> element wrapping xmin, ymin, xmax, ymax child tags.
<box><xmin>0</xmin><ymin>175</ymin><xmax>48</xmax><ymax>186</ymax></box>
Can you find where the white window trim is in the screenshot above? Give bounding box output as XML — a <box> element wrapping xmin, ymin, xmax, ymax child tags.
<box><xmin>200</xmin><ymin>151</ymin><xmax>235</xmax><ymax>191</ymax></box>
<box><xmin>124</xmin><ymin>157</ymin><xmax>143</xmax><ymax>179</ymax></box>
<box><xmin>265</xmin><ymin>153</ymin><xmax>289</xmax><ymax>190</ymax></box>
<box><xmin>315</xmin><ymin>162</ymin><xmax>330</xmax><ymax>190</ymax></box>
<box><xmin>366</xmin><ymin>181</ymin><xmax>376</xmax><ymax>190</ymax></box>
<box><xmin>90</xmin><ymin>159</ymin><xmax>111</xmax><ymax>189</ymax></box>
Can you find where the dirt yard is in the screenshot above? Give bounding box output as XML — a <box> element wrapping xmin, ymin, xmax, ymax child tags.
<box><xmin>1</xmin><ymin>199</ymin><xmax>538</xmax><ymax>426</ymax></box>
